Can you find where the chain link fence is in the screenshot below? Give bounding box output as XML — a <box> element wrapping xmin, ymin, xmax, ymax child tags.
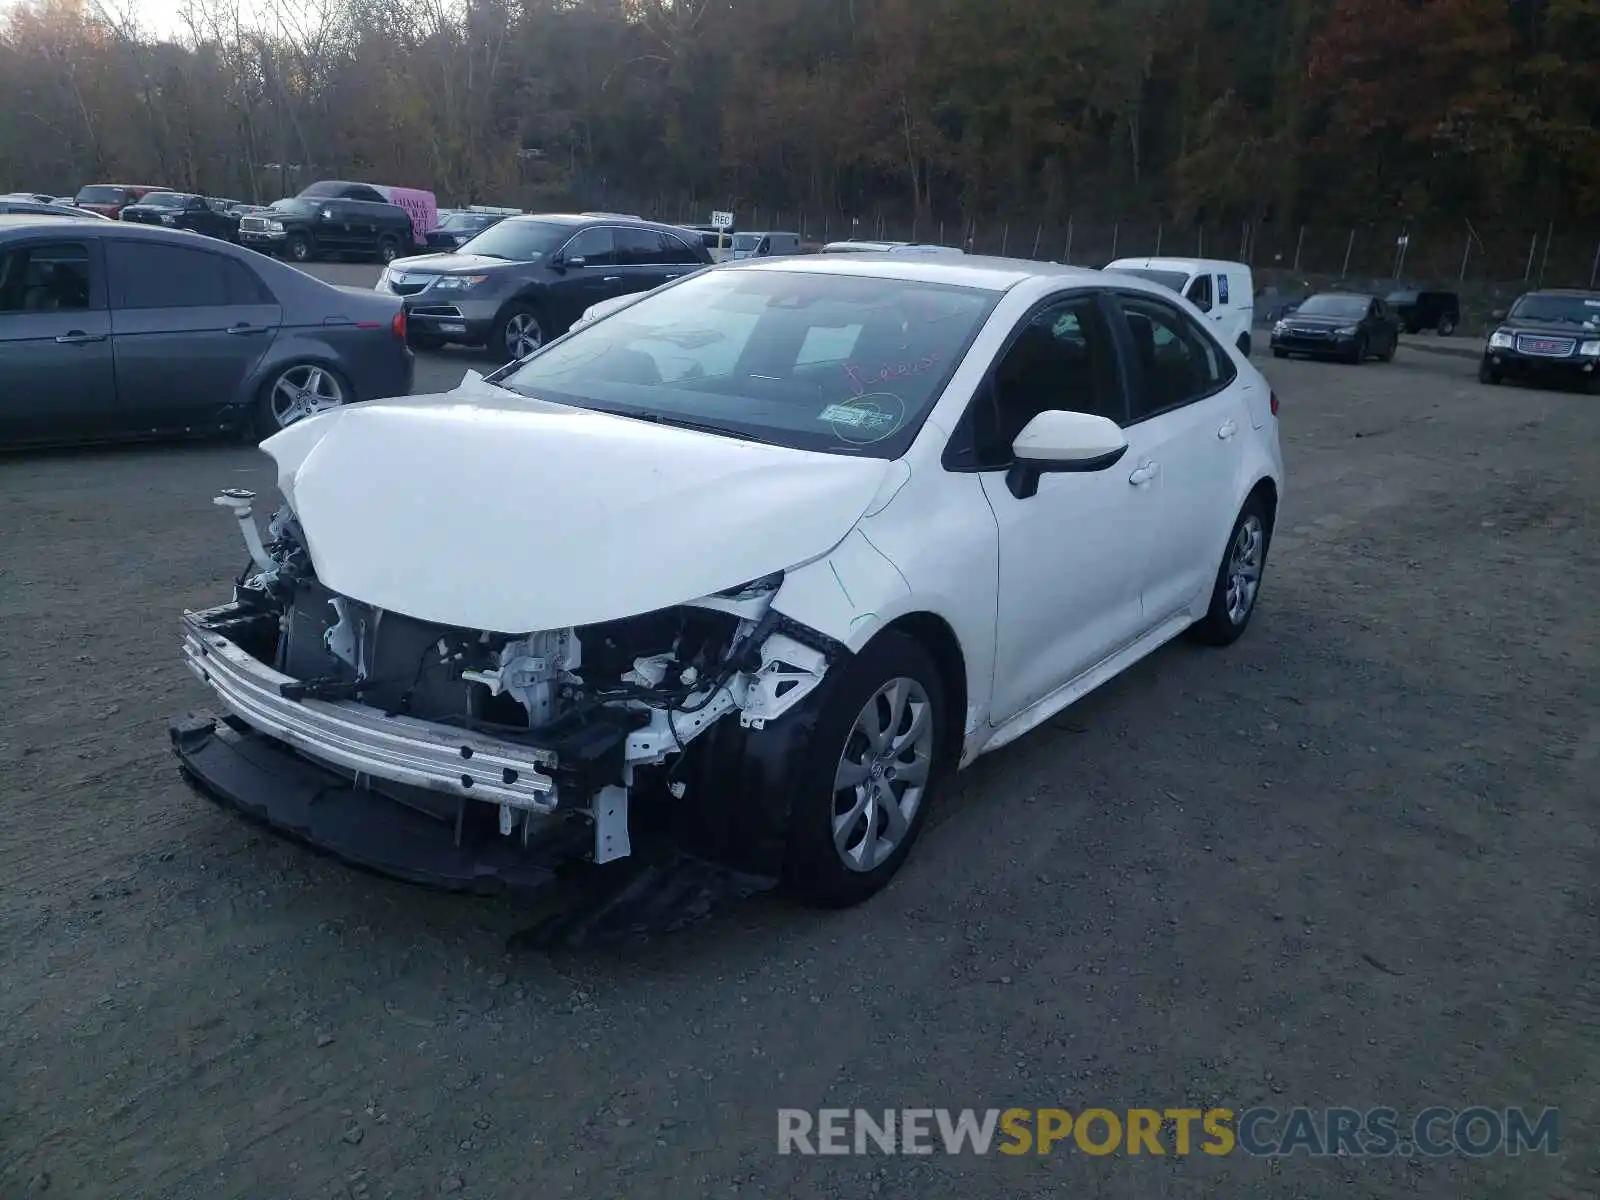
<box><xmin>615</xmin><ymin>194</ymin><xmax>1600</xmax><ymax>291</ymax></box>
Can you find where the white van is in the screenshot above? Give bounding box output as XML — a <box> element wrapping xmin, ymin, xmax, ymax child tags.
<box><xmin>1104</xmin><ymin>257</ymin><xmax>1256</xmax><ymax>354</ymax></box>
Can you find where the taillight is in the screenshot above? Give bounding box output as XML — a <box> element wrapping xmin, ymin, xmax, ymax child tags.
<box><xmin>391</xmin><ymin>310</ymin><xmax>406</xmax><ymax>341</ymax></box>
<box><xmin>1269</xmin><ymin>389</ymin><xmax>1279</xmax><ymax>417</ymax></box>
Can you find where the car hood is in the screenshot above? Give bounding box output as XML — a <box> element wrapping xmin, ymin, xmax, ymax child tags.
<box><xmin>1279</xmin><ymin>314</ymin><xmax>1360</xmax><ymax>328</ymax></box>
<box><xmin>1499</xmin><ymin>318</ymin><xmax>1599</xmax><ymax>338</ymax></box>
<box><xmin>387</xmin><ymin>252</ymin><xmax>515</xmax><ymax>275</ymax></box>
<box><xmin>259</xmin><ymin>380</ymin><xmax>894</xmax><ymax>633</ymax></box>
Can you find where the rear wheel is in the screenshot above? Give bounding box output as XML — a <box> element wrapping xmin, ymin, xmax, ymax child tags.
<box><xmin>253</xmin><ymin>362</ymin><xmax>349</xmax><ymax>439</ymax></box>
<box><xmin>376</xmin><ymin>235</ymin><xmax>401</xmax><ymax>264</ymax></box>
<box><xmin>1437</xmin><ymin>315</ymin><xmax>1457</xmax><ymax>336</ymax></box>
<box><xmin>1188</xmin><ymin>495</ymin><xmax>1272</xmax><ymax>647</ymax></box>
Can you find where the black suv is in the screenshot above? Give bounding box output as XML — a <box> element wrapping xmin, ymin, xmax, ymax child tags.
<box><xmin>119</xmin><ymin>192</ymin><xmax>240</xmax><ymax>240</ymax></box>
<box><xmin>380</xmin><ymin>214</ymin><xmax>713</xmax><ymax>358</ymax></box>
<box><xmin>238</xmin><ymin>196</ymin><xmax>416</xmax><ymax>264</ymax></box>
<box><xmin>1386</xmin><ymin>288</ymin><xmax>1461</xmax><ymax>335</ymax></box>
<box><xmin>1480</xmin><ymin>289</ymin><xmax>1600</xmax><ymax>392</ymax></box>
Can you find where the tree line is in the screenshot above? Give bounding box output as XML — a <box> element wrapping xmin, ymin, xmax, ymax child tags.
<box><xmin>2</xmin><ymin>0</ymin><xmax>1596</xmax><ymax>236</ymax></box>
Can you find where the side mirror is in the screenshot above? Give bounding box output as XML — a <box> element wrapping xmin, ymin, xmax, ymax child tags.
<box><xmin>563</xmin><ymin>255</ymin><xmax>588</xmax><ymax>270</ymax></box>
<box><xmin>1006</xmin><ymin>410</ymin><xmax>1130</xmax><ymax>500</ymax></box>
<box><xmin>1490</xmin><ymin>308</ymin><xmax>1507</xmax><ymax>322</ymax></box>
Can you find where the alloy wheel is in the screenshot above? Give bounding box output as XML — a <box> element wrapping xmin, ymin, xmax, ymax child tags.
<box><xmin>269</xmin><ymin>365</ymin><xmax>345</xmax><ymax>429</ymax></box>
<box><xmin>831</xmin><ymin>677</ymin><xmax>935</xmax><ymax>873</ymax></box>
<box><xmin>504</xmin><ymin>311</ymin><xmax>543</xmax><ymax>359</ymax></box>
<box><xmin>1225</xmin><ymin>514</ymin><xmax>1265</xmax><ymax>626</ymax></box>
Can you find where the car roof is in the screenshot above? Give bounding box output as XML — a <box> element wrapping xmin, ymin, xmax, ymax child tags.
<box><xmin>1106</xmin><ymin>256</ymin><xmax>1250</xmax><ymax>273</ymax></box>
<box><xmin>1306</xmin><ymin>290</ymin><xmax>1375</xmax><ymax>300</ymax></box>
<box><xmin>0</xmin><ymin>212</ymin><xmax>103</xmax><ymax>230</ymax></box>
<box><xmin>726</xmin><ymin>253</ymin><xmax>1106</xmax><ymax>293</ymax></box>
<box><xmin>1523</xmin><ymin>288</ymin><xmax>1600</xmax><ymax>298</ymax></box>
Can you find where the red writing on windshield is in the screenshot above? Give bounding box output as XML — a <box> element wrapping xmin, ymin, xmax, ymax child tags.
<box><xmin>844</xmin><ymin>354</ymin><xmax>943</xmax><ymax>396</ymax></box>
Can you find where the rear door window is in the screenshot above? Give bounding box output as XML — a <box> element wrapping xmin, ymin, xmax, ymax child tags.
<box><xmin>615</xmin><ymin>226</ymin><xmax>668</xmax><ymax>266</ymax></box>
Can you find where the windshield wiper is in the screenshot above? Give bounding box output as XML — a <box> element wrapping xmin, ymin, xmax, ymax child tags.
<box><xmin>623</xmin><ymin>410</ymin><xmax>749</xmax><ymax>440</ymax></box>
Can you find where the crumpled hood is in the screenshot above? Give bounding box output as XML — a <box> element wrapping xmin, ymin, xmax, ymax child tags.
<box><xmin>260</xmin><ymin>383</ymin><xmax>893</xmax><ymax>633</ymax></box>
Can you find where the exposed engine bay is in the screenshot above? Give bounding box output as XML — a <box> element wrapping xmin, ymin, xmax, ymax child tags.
<box><xmin>182</xmin><ymin>489</ymin><xmax>836</xmax><ymax>868</ymax></box>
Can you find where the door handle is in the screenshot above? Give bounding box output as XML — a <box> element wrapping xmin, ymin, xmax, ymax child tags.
<box><xmin>55</xmin><ymin>331</ymin><xmax>106</xmax><ymax>345</ymax></box>
<box><xmin>226</xmin><ymin>323</ymin><xmax>262</xmax><ymax>335</ymax></box>
<box><xmin>602</xmin><ymin>276</ymin><xmax>622</xmax><ymax>283</ymax></box>
<box><xmin>1217</xmin><ymin>419</ymin><xmax>1237</xmax><ymax>440</ymax></box>
<box><xmin>1128</xmin><ymin>462</ymin><xmax>1158</xmax><ymax>486</ymax></box>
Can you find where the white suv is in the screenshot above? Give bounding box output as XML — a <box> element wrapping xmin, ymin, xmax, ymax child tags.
<box><xmin>177</xmin><ymin>255</ymin><xmax>1284</xmax><ymax>909</ymax></box>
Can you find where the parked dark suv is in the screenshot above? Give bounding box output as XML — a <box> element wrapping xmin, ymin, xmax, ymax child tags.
<box><xmin>1480</xmin><ymin>289</ymin><xmax>1600</xmax><ymax>392</ymax></box>
<box><xmin>379</xmin><ymin>213</ymin><xmax>714</xmax><ymax>358</ymax></box>
<box><xmin>119</xmin><ymin>192</ymin><xmax>241</xmax><ymax>240</ymax></box>
<box><xmin>1386</xmin><ymin>288</ymin><xmax>1461</xmax><ymax>335</ymax></box>
<box><xmin>238</xmin><ymin>196</ymin><xmax>416</xmax><ymax>264</ymax></box>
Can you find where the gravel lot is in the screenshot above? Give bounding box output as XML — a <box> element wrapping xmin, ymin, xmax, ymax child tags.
<box><xmin>3</xmin><ymin>269</ymin><xmax>1597</xmax><ymax>1199</ymax></box>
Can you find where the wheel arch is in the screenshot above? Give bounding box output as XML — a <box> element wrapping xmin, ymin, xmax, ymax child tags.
<box><xmin>1245</xmin><ymin>475</ymin><xmax>1279</xmax><ymax>539</ymax></box>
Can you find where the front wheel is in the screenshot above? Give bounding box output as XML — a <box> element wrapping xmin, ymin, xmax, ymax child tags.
<box><xmin>1272</xmin><ymin>347</ymin><xmax>1289</xmax><ymax>359</ymax></box>
<box><xmin>254</xmin><ymin>362</ymin><xmax>349</xmax><ymax>438</ymax></box>
<box><xmin>1237</xmin><ymin>333</ymin><xmax>1252</xmax><ymax>357</ymax></box>
<box><xmin>1437</xmin><ymin>316</ymin><xmax>1457</xmax><ymax>337</ymax></box>
<box><xmin>376</xmin><ymin>235</ymin><xmax>400</xmax><ymax>264</ymax></box>
<box><xmin>1349</xmin><ymin>335</ymin><xmax>1368</xmax><ymax>364</ymax></box>
<box><xmin>1378</xmin><ymin>335</ymin><xmax>1397</xmax><ymax>363</ymax></box>
<box><xmin>283</xmin><ymin>233</ymin><xmax>314</xmax><ymax>263</ymax></box>
<box><xmin>496</xmin><ymin>303</ymin><xmax>545</xmax><ymax>362</ymax></box>
<box><xmin>1479</xmin><ymin>362</ymin><xmax>1501</xmax><ymax>386</ymax></box>
<box><xmin>781</xmin><ymin>632</ymin><xmax>947</xmax><ymax>908</ymax></box>
<box><xmin>1188</xmin><ymin>496</ymin><xmax>1272</xmax><ymax>647</ymax></box>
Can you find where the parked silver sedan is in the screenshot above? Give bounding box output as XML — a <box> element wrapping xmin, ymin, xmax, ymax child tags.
<box><xmin>0</xmin><ymin>216</ymin><xmax>415</xmax><ymax>447</ymax></box>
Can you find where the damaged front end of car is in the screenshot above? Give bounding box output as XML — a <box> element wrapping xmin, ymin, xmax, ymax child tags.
<box><xmin>172</xmin><ymin>486</ymin><xmax>841</xmax><ymax>893</ymax></box>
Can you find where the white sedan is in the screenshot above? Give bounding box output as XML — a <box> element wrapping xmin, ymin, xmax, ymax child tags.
<box><xmin>175</xmin><ymin>254</ymin><xmax>1283</xmax><ymax>908</ymax></box>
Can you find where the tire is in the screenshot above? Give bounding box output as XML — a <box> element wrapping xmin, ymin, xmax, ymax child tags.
<box><xmin>283</xmin><ymin>233</ymin><xmax>314</xmax><ymax>264</ymax></box>
<box><xmin>1187</xmin><ymin>494</ymin><xmax>1272</xmax><ymax>647</ymax></box>
<box><xmin>1272</xmin><ymin>348</ymin><xmax>1289</xmax><ymax>359</ymax></box>
<box><xmin>779</xmin><ymin>631</ymin><xmax>948</xmax><ymax>908</ymax></box>
<box><xmin>1349</xmin><ymin>335</ymin><xmax>1368</xmax><ymax>364</ymax></box>
<box><xmin>252</xmin><ymin>362</ymin><xmax>350</xmax><ymax>439</ymax></box>
<box><xmin>1479</xmin><ymin>362</ymin><xmax>1501</xmax><ymax>386</ymax></box>
<box><xmin>1378</xmin><ymin>335</ymin><xmax>1397</xmax><ymax>363</ymax></box>
<box><xmin>409</xmin><ymin>331</ymin><xmax>446</xmax><ymax>353</ymax></box>
<box><xmin>1237</xmin><ymin>333</ymin><xmax>1252</xmax><ymax>357</ymax></box>
<box><xmin>376</xmin><ymin>235</ymin><xmax>400</xmax><ymax>264</ymax></box>
<box><xmin>1437</xmin><ymin>316</ymin><xmax>1456</xmax><ymax>337</ymax></box>
<box><xmin>495</xmin><ymin>302</ymin><xmax>545</xmax><ymax>362</ymax></box>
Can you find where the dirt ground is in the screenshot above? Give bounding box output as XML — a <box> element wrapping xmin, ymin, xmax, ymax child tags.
<box><xmin>2</xmin><ymin>324</ymin><xmax>1598</xmax><ymax>1199</ymax></box>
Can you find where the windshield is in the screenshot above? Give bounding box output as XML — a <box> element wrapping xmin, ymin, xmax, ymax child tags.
<box><xmin>1296</xmin><ymin>294</ymin><xmax>1369</xmax><ymax>318</ymax></box>
<box><xmin>1110</xmin><ymin>267</ymin><xmax>1190</xmax><ymax>293</ymax></box>
<box><xmin>75</xmin><ymin>186</ymin><xmax>126</xmax><ymax>205</ymax></box>
<box><xmin>731</xmin><ymin>234</ymin><xmax>763</xmax><ymax>251</ymax></box>
<box><xmin>438</xmin><ymin>213</ymin><xmax>491</xmax><ymax>231</ymax></box>
<box><xmin>268</xmin><ymin>198</ymin><xmax>317</xmax><ymax>215</ymax></box>
<box><xmin>1508</xmin><ymin>293</ymin><xmax>1600</xmax><ymax>327</ymax></box>
<box><xmin>492</xmin><ymin>269</ymin><xmax>999</xmax><ymax>458</ymax></box>
<box><xmin>140</xmin><ymin>192</ymin><xmax>190</xmax><ymax>208</ymax></box>
<box><xmin>457</xmin><ymin>219</ymin><xmax>570</xmax><ymax>261</ymax></box>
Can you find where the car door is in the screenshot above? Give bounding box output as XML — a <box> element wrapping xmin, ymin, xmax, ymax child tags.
<box><xmin>105</xmin><ymin>238</ymin><xmax>283</xmax><ymax>431</ymax></box>
<box><xmin>613</xmin><ymin>225</ymin><xmax>677</xmax><ymax>294</ymax></box>
<box><xmin>1106</xmin><ymin>290</ymin><xmax>1248</xmax><ymax>622</ymax></box>
<box><xmin>955</xmin><ymin>290</ymin><xmax>1153</xmax><ymax>726</ymax></box>
<box><xmin>0</xmin><ymin>236</ymin><xmax>118</xmax><ymax>442</ymax></box>
<box><xmin>547</xmin><ymin>227</ymin><xmax>621</xmax><ymax>331</ymax></box>
<box><xmin>1184</xmin><ymin>271</ymin><xmax>1223</xmax><ymax>333</ymax></box>
<box><xmin>1373</xmin><ymin>297</ymin><xmax>1400</xmax><ymax>350</ymax></box>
